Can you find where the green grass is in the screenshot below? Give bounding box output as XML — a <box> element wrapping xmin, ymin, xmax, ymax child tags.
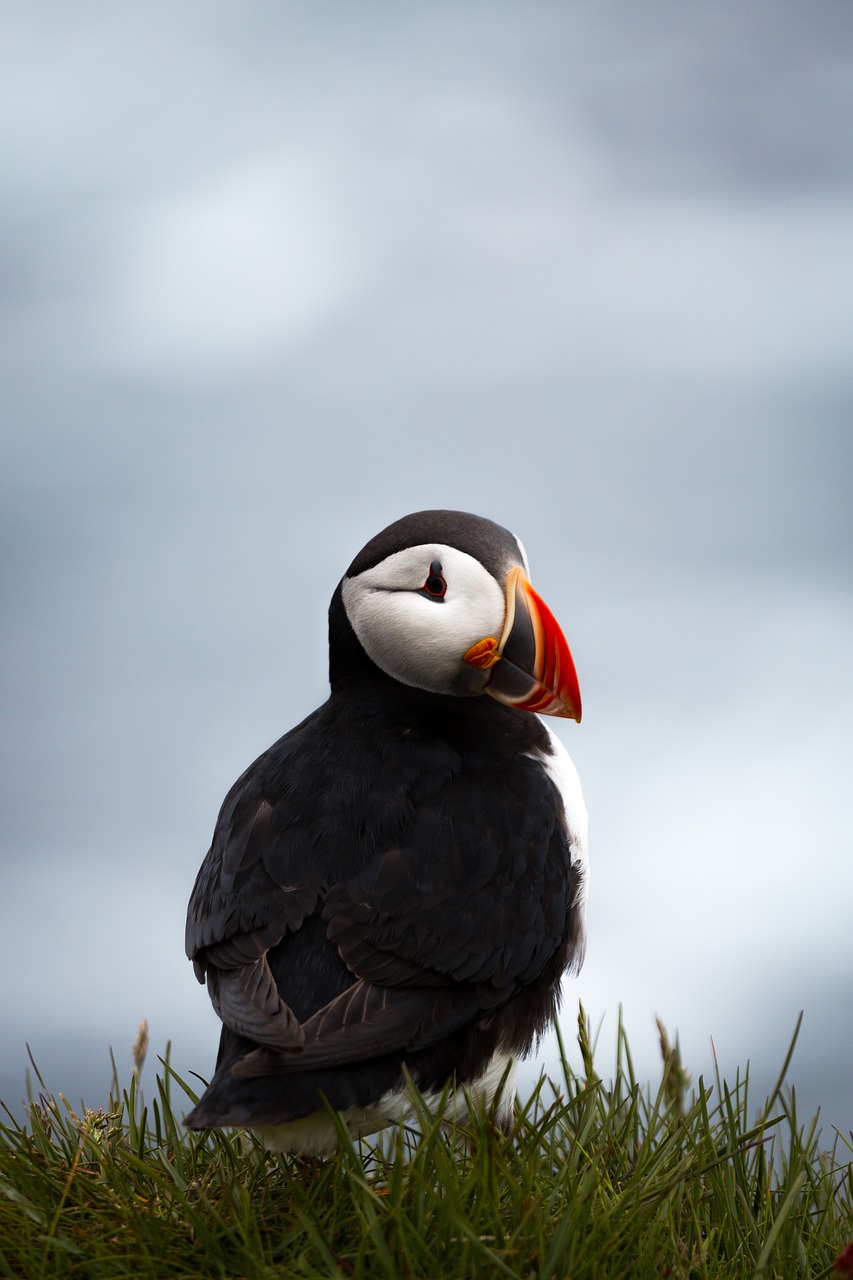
<box><xmin>0</xmin><ymin>1009</ymin><xmax>850</xmax><ymax>1279</ymax></box>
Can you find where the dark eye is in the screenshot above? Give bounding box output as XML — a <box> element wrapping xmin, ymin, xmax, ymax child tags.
<box><xmin>420</xmin><ymin>559</ymin><xmax>447</xmax><ymax>601</ymax></box>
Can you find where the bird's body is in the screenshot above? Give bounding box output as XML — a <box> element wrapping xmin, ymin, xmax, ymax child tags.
<box><xmin>186</xmin><ymin>511</ymin><xmax>587</xmax><ymax>1154</ymax></box>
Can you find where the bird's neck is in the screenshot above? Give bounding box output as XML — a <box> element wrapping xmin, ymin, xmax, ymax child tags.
<box><xmin>326</xmin><ymin>582</ymin><xmax>549</xmax><ymax>752</ymax></box>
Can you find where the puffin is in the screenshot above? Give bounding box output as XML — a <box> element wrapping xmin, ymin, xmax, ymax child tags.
<box><xmin>185</xmin><ymin>510</ymin><xmax>588</xmax><ymax>1155</ymax></box>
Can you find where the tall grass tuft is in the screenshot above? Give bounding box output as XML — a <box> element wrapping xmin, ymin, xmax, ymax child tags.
<box><xmin>0</xmin><ymin>1007</ymin><xmax>850</xmax><ymax>1278</ymax></box>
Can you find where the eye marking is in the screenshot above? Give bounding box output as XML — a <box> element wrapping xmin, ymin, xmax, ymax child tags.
<box><xmin>419</xmin><ymin>559</ymin><xmax>447</xmax><ymax>602</ymax></box>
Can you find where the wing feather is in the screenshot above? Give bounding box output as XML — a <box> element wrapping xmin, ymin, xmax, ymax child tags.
<box><xmin>322</xmin><ymin>758</ymin><xmax>576</xmax><ymax>1013</ymax></box>
<box><xmin>188</xmin><ymin>713</ymin><xmax>581</xmax><ymax>1072</ymax></box>
<box><xmin>230</xmin><ymin>981</ymin><xmax>481</xmax><ymax>1077</ymax></box>
<box><xmin>185</xmin><ymin>716</ymin><xmax>326</xmax><ymax>1043</ymax></box>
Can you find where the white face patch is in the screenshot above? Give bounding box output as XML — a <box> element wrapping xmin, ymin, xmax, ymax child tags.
<box><xmin>342</xmin><ymin>543</ymin><xmax>509</xmax><ymax>696</ymax></box>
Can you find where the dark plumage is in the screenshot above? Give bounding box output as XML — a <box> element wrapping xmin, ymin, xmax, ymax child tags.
<box><xmin>185</xmin><ymin>510</ymin><xmax>587</xmax><ymax>1152</ymax></box>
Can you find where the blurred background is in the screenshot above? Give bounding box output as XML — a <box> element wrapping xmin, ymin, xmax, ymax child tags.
<box><xmin>2</xmin><ymin>2</ymin><xmax>851</xmax><ymax>1136</ymax></box>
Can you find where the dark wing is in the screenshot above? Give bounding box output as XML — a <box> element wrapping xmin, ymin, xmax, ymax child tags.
<box><xmin>185</xmin><ymin>715</ymin><xmax>325</xmax><ymax>1048</ymax></box>
<box><xmin>235</xmin><ymin>755</ymin><xmax>575</xmax><ymax>1076</ymax></box>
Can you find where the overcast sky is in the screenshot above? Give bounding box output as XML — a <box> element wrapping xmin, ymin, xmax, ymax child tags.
<box><xmin>2</xmin><ymin>1</ymin><xmax>852</xmax><ymax>1138</ymax></box>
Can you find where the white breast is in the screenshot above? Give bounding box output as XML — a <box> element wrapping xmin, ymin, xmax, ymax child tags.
<box><xmin>530</xmin><ymin>725</ymin><xmax>589</xmax><ymax>959</ymax></box>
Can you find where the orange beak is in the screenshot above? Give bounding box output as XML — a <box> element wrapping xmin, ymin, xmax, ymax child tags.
<box><xmin>463</xmin><ymin>567</ymin><xmax>582</xmax><ymax>721</ymax></box>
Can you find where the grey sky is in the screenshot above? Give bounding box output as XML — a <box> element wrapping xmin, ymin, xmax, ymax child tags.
<box><xmin>2</xmin><ymin>1</ymin><xmax>852</xmax><ymax>1135</ymax></box>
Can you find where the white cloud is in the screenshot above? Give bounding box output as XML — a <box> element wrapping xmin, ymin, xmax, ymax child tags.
<box><xmin>99</xmin><ymin>153</ymin><xmax>367</xmax><ymax>374</ymax></box>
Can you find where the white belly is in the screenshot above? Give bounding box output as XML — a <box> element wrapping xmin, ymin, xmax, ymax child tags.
<box><xmin>254</xmin><ymin>1052</ymin><xmax>517</xmax><ymax>1156</ymax></box>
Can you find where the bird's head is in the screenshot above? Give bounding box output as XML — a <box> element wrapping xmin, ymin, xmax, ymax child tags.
<box><xmin>334</xmin><ymin>510</ymin><xmax>581</xmax><ymax>721</ymax></box>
